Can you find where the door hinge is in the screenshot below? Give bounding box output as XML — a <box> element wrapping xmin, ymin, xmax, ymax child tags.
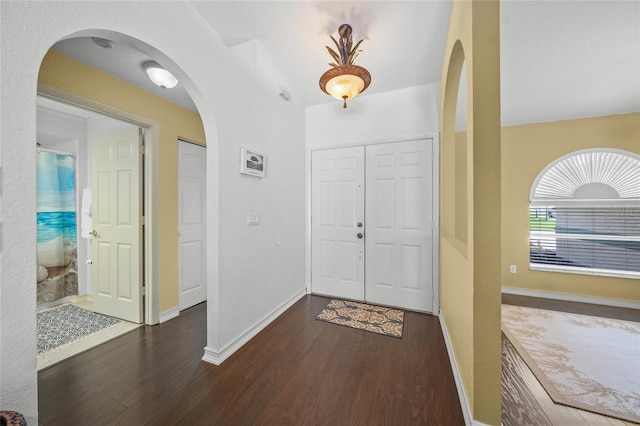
<box><xmin>142</xmin><ymin>286</ymin><xmax>146</xmax><ymax>296</ymax></box>
<box><xmin>140</xmin><ymin>144</ymin><xmax>146</xmax><ymax>155</ymax></box>
<box><xmin>141</xmin><ymin>215</ymin><xmax>145</xmax><ymax>225</ymax></box>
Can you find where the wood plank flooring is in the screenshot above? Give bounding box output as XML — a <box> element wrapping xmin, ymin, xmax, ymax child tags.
<box><xmin>501</xmin><ymin>294</ymin><xmax>640</xmax><ymax>426</ymax></box>
<box><xmin>38</xmin><ymin>295</ymin><xmax>464</xmax><ymax>425</ymax></box>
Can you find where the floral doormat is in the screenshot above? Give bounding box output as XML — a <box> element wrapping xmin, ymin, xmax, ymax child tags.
<box><xmin>316</xmin><ymin>299</ymin><xmax>404</xmax><ymax>338</ymax></box>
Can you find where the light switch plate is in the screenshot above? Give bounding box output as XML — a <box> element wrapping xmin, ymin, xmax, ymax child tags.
<box><xmin>247</xmin><ymin>212</ymin><xmax>260</xmax><ymax>226</ymax></box>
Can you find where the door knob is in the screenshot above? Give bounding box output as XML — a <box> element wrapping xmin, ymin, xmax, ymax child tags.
<box><xmin>357</xmin><ymin>222</ymin><xmax>363</xmax><ymax>228</ymax></box>
<box><xmin>357</xmin><ymin>233</ymin><xmax>363</xmax><ymax>239</ymax></box>
<box><xmin>91</xmin><ymin>230</ymin><xmax>98</xmax><ymax>237</ymax></box>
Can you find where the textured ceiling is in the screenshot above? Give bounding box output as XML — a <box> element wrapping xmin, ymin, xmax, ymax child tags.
<box><xmin>500</xmin><ymin>0</ymin><xmax>640</xmax><ymax>126</ymax></box>
<box><xmin>52</xmin><ymin>37</ymin><xmax>199</xmax><ymax>112</ymax></box>
<box><xmin>190</xmin><ymin>1</ymin><xmax>452</xmax><ymax>107</ymax></box>
<box><xmin>49</xmin><ymin>1</ymin><xmax>639</xmax><ymax>126</ymax></box>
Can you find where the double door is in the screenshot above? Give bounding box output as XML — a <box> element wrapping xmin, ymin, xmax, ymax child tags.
<box><xmin>311</xmin><ymin>139</ymin><xmax>434</xmax><ymax>312</ymax></box>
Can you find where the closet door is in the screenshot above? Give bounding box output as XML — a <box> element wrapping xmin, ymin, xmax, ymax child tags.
<box><xmin>178</xmin><ymin>140</ymin><xmax>207</xmax><ymax>311</ymax></box>
<box><xmin>311</xmin><ymin>146</ymin><xmax>365</xmax><ymax>301</ymax></box>
<box><xmin>365</xmin><ymin>139</ymin><xmax>433</xmax><ymax>312</ymax></box>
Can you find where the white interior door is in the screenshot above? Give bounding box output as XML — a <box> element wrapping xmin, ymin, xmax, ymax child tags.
<box><xmin>365</xmin><ymin>139</ymin><xmax>433</xmax><ymax>311</ymax></box>
<box><xmin>178</xmin><ymin>140</ymin><xmax>207</xmax><ymax>310</ymax></box>
<box><xmin>92</xmin><ymin>128</ymin><xmax>143</xmax><ymax>323</ymax></box>
<box><xmin>311</xmin><ymin>146</ymin><xmax>365</xmax><ymax>301</ymax></box>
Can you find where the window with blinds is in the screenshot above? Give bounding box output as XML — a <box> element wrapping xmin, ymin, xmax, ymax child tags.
<box><xmin>529</xmin><ymin>149</ymin><xmax>640</xmax><ymax>278</ymax></box>
<box><xmin>529</xmin><ymin>206</ymin><xmax>640</xmax><ymax>274</ymax></box>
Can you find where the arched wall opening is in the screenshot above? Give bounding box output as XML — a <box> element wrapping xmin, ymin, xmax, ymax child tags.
<box><xmin>440</xmin><ymin>36</ymin><xmax>477</xmax><ymax>422</ymax></box>
<box><xmin>37</xmin><ymin>30</ymin><xmax>211</xmax><ymax>326</ymax></box>
<box><xmin>441</xmin><ymin>40</ymin><xmax>469</xmax><ymax>255</ymax></box>
<box><xmin>2</xmin><ymin>4</ymin><xmax>308</xmax><ymax>424</ymax></box>
<box><xmin>0</xmin><ymin>5</ymin><xmax>222</xmax><ymax>421</ymax></box>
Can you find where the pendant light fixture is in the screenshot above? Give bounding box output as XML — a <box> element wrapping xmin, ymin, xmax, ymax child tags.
<box><xmin>142</xmin><ymin>61</ymin><xmax>179</xmax><ymax>89</ymax></box>
<box><xmin>319</xmin><ymin>24</ymin><xmax>371</xmax><ymax>108</ymax></box>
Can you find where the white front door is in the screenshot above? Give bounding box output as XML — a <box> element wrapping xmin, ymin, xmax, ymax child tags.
<box><xmin>92</xmin><ymin>128</ymin><xmax>143</xmax><ymax>323</ymax></box>
<box><xmin>310</xmin><ymin>139</ymin><xmax>434</xmax><ymax>312</ymax></box>
<box><xmin>178</xmin><ymin>140</ymin><xmax>207</xmax><ymax>310</ymax></box>
<box><xmin>365</xmin><ymin>139</ymin><xmax>433</xmax><ymax>311</ymax></box>
<box><xmin>311</xmin><ymin>146</ymin><xmax>365</xmax><ymax>301</ymax></box>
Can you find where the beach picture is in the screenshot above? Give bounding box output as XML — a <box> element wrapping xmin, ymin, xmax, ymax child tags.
<box><xmin>36</xmin><ymin>151</ymin><xmax>78</xmax><ymax>303</ymax></box>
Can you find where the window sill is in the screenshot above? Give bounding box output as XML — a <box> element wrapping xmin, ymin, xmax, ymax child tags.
<box><xmin>529</xmin><ymin>264</ymin><xmax>640</xmax><ymax>280</ymax></box>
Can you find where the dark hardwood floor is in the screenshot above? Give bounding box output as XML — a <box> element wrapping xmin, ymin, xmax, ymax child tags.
<box><xmin>501</xmin><ymin>293</ymin><xmax>639</xmax><ymax>426</ymax></box>
<box><xmin>38</xmin><ymin>295</ymin><xmax>464</xmax><ymax>425</ymax></box>
<box><xmin>502</xmin><ymin>293</ymin><xmax>640</xmax><ymax>322</ymax></box>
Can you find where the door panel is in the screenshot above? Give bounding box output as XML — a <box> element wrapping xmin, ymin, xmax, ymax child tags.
<box><xmin>365</xmin><ymin>139</ymin><xmax>433</xmax><ymax>311</ymax></box>
<box><xmin>311</xmin><ymin>146</ymin><xmax>365</xmax><ymax>300</ymax></box>
<box><xmin>178</xmin><ymin>141</ymin><xmax>207</xmax><ymax>310</ymax></box>
<box><xmin>92</xmin><ymin>128</ymin><xmax>143</xmax><ymax>323</ymax></box>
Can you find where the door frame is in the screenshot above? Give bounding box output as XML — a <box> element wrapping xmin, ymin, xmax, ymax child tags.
<box><xmin>306</xmin><ymin>135</ymin><xmax>441</xmax><ymax>314</ymax></box>
<box><xmin>38</xmin><ymin>84</ymin><xmax>161</xmax><ymax>325</ymax></box>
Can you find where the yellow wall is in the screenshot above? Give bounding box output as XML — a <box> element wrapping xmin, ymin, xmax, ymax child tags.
<box><xmin>38</xmin><ymin>50</ymin><xmax>206</xmax><ymax>313</ymax></box>
<box><xmin>502</xmin><ymin>112</ymin><xmax>640</xmax><ymax>302</ymax></box>
<box><xmin>440</xmin><ymin>1</ymin><xmax>502</xmax><ymax>424</ymax></box>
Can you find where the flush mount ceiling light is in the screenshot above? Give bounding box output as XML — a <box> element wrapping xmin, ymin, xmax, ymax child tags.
<box><xmin>319</xmin><ymin>24</ymin><xmax>371</xmax><ymax>108</ymax></box>
<box><xmin>142</xmin><ymin>61</ymin><xmax>178</xmax><ymax>89</ymax></box>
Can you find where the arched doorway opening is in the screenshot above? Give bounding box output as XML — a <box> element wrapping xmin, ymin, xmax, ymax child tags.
<box><xmin>34</xmin><ymin>30</ymin><xmax>214</xmax><ymax>366</ymax></box>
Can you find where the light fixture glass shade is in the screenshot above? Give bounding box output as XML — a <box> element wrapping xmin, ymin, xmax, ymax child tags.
<box><xmin>319</xmin><ymin>65</ymin><xmax>371</xmax><ymax>105</ymax></box>
<box><xmin>325</xmin><ymin>74</ymin><xmax>365</xmax><ymax>101</ymax></box>
<box><xmin>142</xmin><ymin>61</ymin><xmax>178</xmax><ymax>89</ymax></box>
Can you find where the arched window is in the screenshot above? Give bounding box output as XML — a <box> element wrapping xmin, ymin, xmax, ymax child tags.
<box><xmin>529</xmin><ymin>149</ymin><xmax>640</xmax><ymax>278</ymax></box>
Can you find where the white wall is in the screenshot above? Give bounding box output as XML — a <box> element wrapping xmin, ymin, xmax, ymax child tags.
<box><xmin>37</xmin><ymin>107</ymin><xmax>86</xmax><ymax>146</ymax></box>
<box><xmin>230</xmin><ymin>39</ymin><xmax>293</xmax><ymax>101</ymax></box>
<box><xmin>0</xmin><ymin>2</ymin><xmax>306</xmax><ymax>423</ymax></box>
<box><xmin>305</xmin><ymin>83</ymin><xmax>440</xmax><ymax>148</ymax></box>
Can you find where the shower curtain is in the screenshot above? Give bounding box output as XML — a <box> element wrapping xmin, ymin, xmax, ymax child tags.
<box><xmin>36</xmin><ymin>151</ymin><xmax>78</xmax><ymax>303</ymax></box>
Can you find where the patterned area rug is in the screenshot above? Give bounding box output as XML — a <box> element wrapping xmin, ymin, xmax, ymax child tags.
<box><xmin>501</xmin><ymin>304</ymin><xmax>640</xmax><ymax>423</ymax></box>
<box><xmin>37</xmin><ymin>304</ymin><xmax>122</xmax><ymax>354</ymax></box>
<box><xmin>316</xmin><ymin>299</ymin><xmax>404</xmax><ymax>338</ymax></box>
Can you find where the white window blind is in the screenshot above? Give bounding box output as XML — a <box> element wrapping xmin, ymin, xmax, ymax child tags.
<box><xmin>530</xmin><ymin>206</ymin><xmax>640</xmax><ymax>274</ymax></box>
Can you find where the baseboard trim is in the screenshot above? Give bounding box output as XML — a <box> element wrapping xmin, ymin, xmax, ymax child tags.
<box><xmin>202</xmin><ymin>289</ymin><xmax>307</xmax><ymax>366</ymax></box>
<box><xmin>439</xmin><ymin>313</ymin><xmax>497</xmax><ymax>426</ymax></box>
<box><xmin>502</xmin><ymin>286</ymin><xmax>640</xmax><ymax>310</ymax></box>
<box><xmin>439</xmin><ymin>313</ymin><xmax>472</xmax><ymax>426</ymax></box>
<box><xmin>159</xmin><ymin>307</ymin><xmax>180</xmax><ymax>324</ymax></box>
<box><xmin>69</xmin><ymin>294</ymin><xmax>87</xmax><ymax>304</ymax></box>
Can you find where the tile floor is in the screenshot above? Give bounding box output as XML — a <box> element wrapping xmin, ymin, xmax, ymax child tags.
<box><xmin>37</xmin><ymin>299</ymin><xmax>141</xmax><ymax>371</ymax></box>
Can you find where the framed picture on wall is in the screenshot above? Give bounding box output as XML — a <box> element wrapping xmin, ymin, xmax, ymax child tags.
<box><xmin>240</xmin><ymin>147</ymin><xmax>266</xmax><ymax>177</ymax></box>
